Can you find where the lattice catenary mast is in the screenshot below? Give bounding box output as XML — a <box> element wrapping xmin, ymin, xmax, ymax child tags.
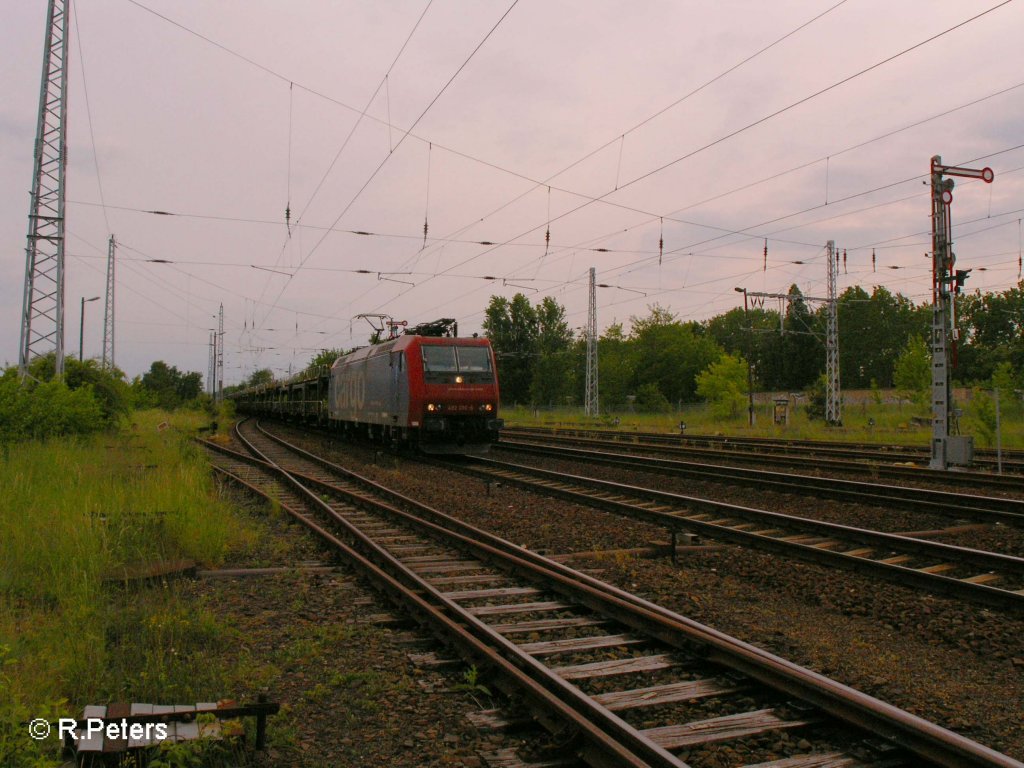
<box><xmin>207</xmin><ymin>331</ymin><xmax>216</xmax><ymax>398</ymax></box>
<box><xmin>19</xmin><ymin>0</ymin><xmax>70</xmax><ymax>378</ymax></box>
<box><xmin>101</xmin><ymin>235</ymin><xmax>116</xmax><ymax>370</ymax></box>
<box><xmin>216</xmin><ymin>303</ymin><xmax>225</xmax><ymax>402</ymax></box>
<box><xmin>825</xmin><ymin>240</ymin><xmax>841</xmax><ymax>425</ymax></box>
<box><xmin>744</xmin><ymin>240</ymin><xmax>841</xmax><ymax>424</ymax></box>
<box><xmin>584</xmin><ymin>267</ymin><xmax>599</xmax><ymax>417</ymax></box>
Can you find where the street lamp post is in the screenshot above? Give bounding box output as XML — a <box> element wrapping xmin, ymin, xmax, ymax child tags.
<box><xmin>735</xmin><ymin>287</ymin><xmax>755</xmax><ymax>426</ymax></box>
<box><xmin>80</xmin><ymin>296</ymin><xmax>100</xmax><ymax>362</ymax></box>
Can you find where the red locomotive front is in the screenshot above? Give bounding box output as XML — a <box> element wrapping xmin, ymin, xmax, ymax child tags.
<box><xmin>406</xmin><ymin>336</ymin><xmax>501</xmax><ymax>453</ymax></box>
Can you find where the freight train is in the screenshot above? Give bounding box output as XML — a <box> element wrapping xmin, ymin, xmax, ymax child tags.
<box><xmin>233</xmin><ymin>321</ymin><xmax>502</xmax><ymax>454</ymax></box>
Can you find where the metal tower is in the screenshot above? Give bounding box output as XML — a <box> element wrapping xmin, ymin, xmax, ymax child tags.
<box><xmin>19</xmin><ymin>0</ymin><xmax>71</xmax><ymax>378</ymax></box>
<box><xmin>207</xmin><ymin>330</ymin><xmax>216</xmax><ymax>397</ymax></box>
<box><xmin>216</xmin><ymin>303</ymin><xmax>225</xmax><ymax>402</ymax></box>
<box><xmin>825</xmin><ymin>240</ymin><xmax>841</xmax><ymax>425</ymax></box>
<box><xmin>584</xmin><ymin>267</ymin><xmax>599</xmax><ymax>417</ymax></box>
<box><xmin>101</xmin><ymin>235</ymin><xmax>116</xmax><ymax>370</ymax></box>
<box><xmin>928</xmin><ymin>155</ymin><xmax>993</xmax><ymax>469</ymax></box>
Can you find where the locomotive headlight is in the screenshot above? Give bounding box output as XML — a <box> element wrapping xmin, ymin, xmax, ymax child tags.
<box><xmin>455</xmin><ymin>375</ymin><xmax>464</xmax><ymax>384</ymax></box>
<box><xmin>427</xmin><ymin>403</ymin><xmax>437</xmax><ymax>412</ymax></box>
<box><xmin>480</xmin><ymin>403</ymin><xmax>494</xmax><ymax>412</ymax></box>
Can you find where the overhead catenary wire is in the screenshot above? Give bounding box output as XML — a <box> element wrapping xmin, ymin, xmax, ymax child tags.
<box><xmin>423</xmin><ymin>142</ymin><xmax>432</xmax><ymax>250</ymax></box>
<box><xmin>71</xmin><ymin>1</ymin><xmax>112</xmax><ymax>235</ymax></box>
<box><xmin>257</xmin><ymin>0</ymin><xmax>521</xmax><ymax>332</ymax></box>
<box><xmin>70</xmin><ymin>145</ymin><xmax>1023</xmax><ymax>360</ymax></box>
<box><xmin>102</xmin><ymin>2</ymin><xmax>1023</xmax><ymax>295</ymax></box>
<box><xmin>364</xmin><ymin>1</ymin><xmax>1017</xmax><ymax>320</ymax></box>
<box><xmin>68</xmin><ymin>76</ymin><xmax>1024</xmax><ymax>285</ymax></box>
<box><xmin>65</xmin><ymin>3</ymin><xmax>1024</xmax><ymax>375</ymax></box>
<box><xmin>117</xmin><ymin>0</ymin><xmax>1016</xmax><ymax>290</ymax></box>
<box><xmin>285</xmin><ymin>81</ymin><xmax>293</xmax><ymax>237</ymax></box>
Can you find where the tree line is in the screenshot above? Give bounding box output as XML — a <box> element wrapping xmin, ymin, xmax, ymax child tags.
<box><xmin>482</xmin><ymin>281</ymin><xmax>1024</xmax><ymax>411</ymax></box>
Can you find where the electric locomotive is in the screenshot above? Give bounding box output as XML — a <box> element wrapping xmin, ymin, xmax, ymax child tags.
<box><xmin>329</xmin><ymin>328</ymin><xmax>501</xmax><ymax>453</ymax></box>
<box><xmin>235</xmin><ymin>319</ymin><xmax>502</xmax><ymax>454</ymax></box>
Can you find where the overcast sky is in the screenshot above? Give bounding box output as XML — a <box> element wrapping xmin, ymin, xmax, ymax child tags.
<box><xmin>3</xmin><ymin>0</ymin><xmax>1023</xmax><ymax>384</ymax></box>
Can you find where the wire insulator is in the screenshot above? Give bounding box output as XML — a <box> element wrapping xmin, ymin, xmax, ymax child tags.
<box><xmin>423</xmin><ymin>218</ymin><xmax>429</xmax><ymax>249</ymax></box>
<box><xmin>763</xmin><ymin>239</ymin><xmax>768</xmax><ymax>272</ymax></box>
<box><xmin>872</xmin><ymin>248</ymin><xmax>876</xmax><ymax>272</ymax></box>
<box><xmin>842</xmin><ymin>248</ymin><xmax>847</xmax><ymax>274</ymax></box>
<box><xmin>659</xmin><ymin>217</ymin><xmax>664</xmax><ymax>266</ymax></box>
<box><xmin>543</xmin><ymin>186</ymin><xmax>552</xmax><ymax>257</ymax></box>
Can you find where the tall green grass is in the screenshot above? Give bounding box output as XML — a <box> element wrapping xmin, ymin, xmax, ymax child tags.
<box><xmin>1</xmin><ymin>410</ymin><xmax>237</xmax><ymax>604</ymax></box>
<box><xmin>0</xmin><ymin>409</ymin><xmax>253</xmax><ymax>766</ymax></box>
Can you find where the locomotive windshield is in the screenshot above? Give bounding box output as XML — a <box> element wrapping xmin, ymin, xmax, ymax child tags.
<box><xmin>422</xmin><ymin>346</ymin><xmax>458</xmax><ymax>372</ymax></box>
<box><xmin>455</xmin><ymin>346</ymin><xmax>491</xmax><ymax>372</ymax></box>
<box><xmin>421</xmin><ymin>345</ymin><xmax>492</xmax><ymax>373</ymax></box>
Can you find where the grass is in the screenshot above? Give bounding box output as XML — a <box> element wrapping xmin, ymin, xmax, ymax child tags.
<box><xmin>0</xmin><ymin>408</ymin><xmax>256</xmax><ymax>767</ymax></box>
<box><xmin>503</xmin><ymin>391</ymin><xmax>1024</xmax><ymax>450</ymax></box>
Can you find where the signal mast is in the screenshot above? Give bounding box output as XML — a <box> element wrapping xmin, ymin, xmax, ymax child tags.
<box><xmin>928</xmin><ymin>156</ymin><xmax>994</xmax><ymax>470</ymax></box>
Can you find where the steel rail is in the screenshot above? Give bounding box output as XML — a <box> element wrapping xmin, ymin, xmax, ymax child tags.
<box><xmin>209</xmin><ymin>422</ymin><xmax>1024</xmax><ymax>768</ymax></box>
<box><xmin>502</xmin><ymin>428</ymin><xmax>1023</xmax><ymax>490</ymax></box>
<box><xmin>449</xmin><ymin>457</ymin><xmax>1024</xmax><ymax>614</ymax></box>
<box><xmin>216</xmin><ymin>424</ymin><xmax>684</xmax><ymax>768</ymax></box>
<box><xmin>502</xmin><ymin>426</ymin><xmax>1024</xmax><ymax>470</ymax></box>
<box><xmin>496</xmin><ymin>439</ymin><xmax>1024</xmax><ymax>526</ymax></box>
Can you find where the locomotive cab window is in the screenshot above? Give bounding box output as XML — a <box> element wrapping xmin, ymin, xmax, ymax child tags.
<box><xmin>456</xmin><ymin>346</ymin><xmax>491</xmax><ymax>372</ymax></box>
<box><xmin>422</xmin><ymin>346</ymin><xmax>458</xmax><ymax>372</ymax></box>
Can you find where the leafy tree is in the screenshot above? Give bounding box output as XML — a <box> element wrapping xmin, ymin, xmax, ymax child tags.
<box><xmin>596</xmin><ymin>323</ymin><xmax>634</xmax><ymax>408</ymax></box>
<box><xmin>969</xmin><ymin>388</ymin><xmax>998</xmax><ymax>447</ymax></box>
<box><xmin>804</xmin><ymin>374</ymin><xmax>829</xmax><ymax>421</ymax></box>
<box><xmin>705</xmin><ymin>305</ymin><xmax>779</xmax><ymax>390</ymax></box>
<box><xmin>483</xmin><ymin>294</ymin><xmax>538</xmax><ymax>405</ymax></box>
<box><xmin>696</xmin><ymin>353</ymin><xmax>749</xmax><ymax>419</ymax></box>
<box><xmin>247</xmin><ymin>368</ymin><xmax>274</xmax><ymax>388</ymax></box>
<box><xmin>634</xmin><ymin>382</ymin><xmax>671</xmax><ymax>412</ymax></box>
<box><xmin>778</xmin><ymin>285</ymin><xmax>822</xmax><ymax>390</ymax></box>
<box><xmin>893</xmin><ymin>336</ymin><xmax>930</xmax><ymax>409</ymax></box>
<box><xmin>306</xmin><ymin>348</ymin><xmax>348</xmax><ymax>373</ymax></box>
<box><xmin>990</xmin><ymin>361</ymin><xmax>1021</xmax><ymax>418</ymax></box>
<box><xmin>837</xmin><ymin>286</ymin><xmax>926</xmax><ymax>388</ymax></box>
<box><xmin>530</xmin><ymin>296</ymin><xmax>575</xmax><ymax>406</ymax></box>
<box><xmin>629</xmin><ymin>305</ymin><xmax>722</xmax><ymax>404</ymax></box>
<box><xmin>958</xmin><ymin>282</ymin><xmax>1023</xmax><ymax>382</ymax></box>
<box><xmin>139</xmin><ymin>361</ymin><xmax>204</xmax><ymax>409</ymax></box>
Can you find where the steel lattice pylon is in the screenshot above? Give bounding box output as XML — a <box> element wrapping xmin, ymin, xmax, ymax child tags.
<box><xmin>216</xmin><ymin>303</ymin><xmax>224</xmax><ymax>402</ymax></box>
<box><xmin>825</xmin><ymin>240</ymin><xmax>841</xmax><ymax>425</ymax></box>
<box><xmin>101</xmin><ymin>235</ymin><xmax>116</xmax><ymax>370</ymax></box>
<box><xmin>584</xmin><ymin>267</ymin><xmax>599</xmax><ymax>417</ymax></box>
<box><xmin>19</xmin><ymin>0</ymin><xmax>71</xmax><ymax>378</ymax></box>
<box><xmin>208</xmin><ymin>331</ymin><xmax>216</xmax><ymax>397</ymax></box>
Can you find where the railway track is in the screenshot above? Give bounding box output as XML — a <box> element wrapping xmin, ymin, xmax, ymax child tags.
<box><xmin>197</xmin><ymin>419</ymin><xmax>1024</xmax><ymax>768</ymax></box>
<box><xmin>443</xmin><ymin>455</ymin><xmax>1024</xmax><ymax>614</ymax></box>
<box><xmin>494</xmin><ymin>439</ymin><xmax>1024</xmax><ymax>528</ymax></box>
<box><xmin>503</xmin><ymin>426</ymin><xmax>1024</xmax><ymax>470</ymax></box>
<box><xmin>501</xmin><ymin>428</ymin><xmax>1024</xmax><ymax>491</ymax></box>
